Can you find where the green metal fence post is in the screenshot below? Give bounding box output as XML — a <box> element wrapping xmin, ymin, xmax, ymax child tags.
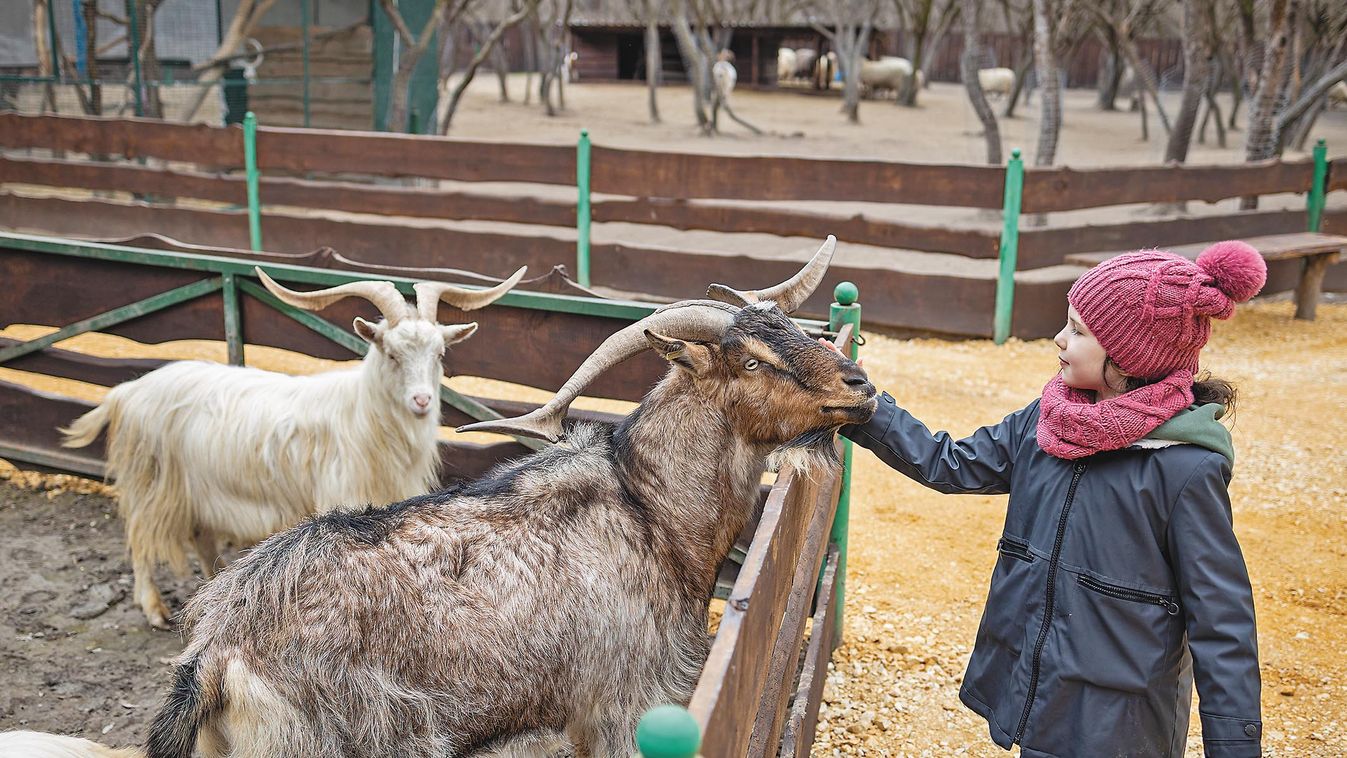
<box><xmin>993</xmin><ymin>147</ymin><xmax>1024</xmax><ymax>345</ymax></box>
<box><xmin>125</xmin><ymin>0</ymin><xmax>144</xmax><ymax>117</ymax></box>
<box><xmin>829</xmin><ymin>281</ymin><xmax>860</xmax><ymax>643</ymax></box>
<box><xmin>634</xmin><ymin>704</ymin><xmax>700</xmax><ymax>758</ymax></box>
<box><xmin>576</xmin><ymin>129</ymin><xmax>592</xmax><ymax>287</ymax></box>
<box><xmin>46</xmin><ymin>0</ymin><xmax>60</xmax><ymax>80</ymax></box>
<box><xmin>1308</xmin><ymin>138</ymin><xmax>1328</xmax><ymax>233</ymax></box>
<box><xmin>222</xmin><ymin>271</ymin><xmax>244</xmax><ymax>365</ymax></box>
<box><xmin>243</xmin><ymin>111</ymin><xmax>262</xmax><ymax>251</ymax></box>
<box><xmin>301</xmin><ymin>0</ymin><xmax>312</xmax><ymax>128</ymax></box>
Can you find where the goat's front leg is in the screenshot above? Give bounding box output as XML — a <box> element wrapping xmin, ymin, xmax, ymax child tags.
<box><xmin>193</xmin><ymin>527</ymin><xmax>222</xmax><ymax>578</ymax></box>
<box><xmin>467</xmin><ymin>728</ymin><xmax>575</xmax><ymax>758</ymax></box>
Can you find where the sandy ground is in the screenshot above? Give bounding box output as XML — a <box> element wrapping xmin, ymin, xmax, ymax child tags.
<box><xmin>1</xmin><ymin>299</ymin><xmax>1344</xmax><ymax>757</ymax></box>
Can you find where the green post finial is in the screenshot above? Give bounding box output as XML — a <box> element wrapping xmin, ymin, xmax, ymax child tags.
<box><xmin>1011</xmin><ymin>147</ymin><xmax>1022</xmax><ymax>160</ymax></box>
<box><xmin>635</xmin><ymin>705</ymin><xmax>700</xmax><ymax>758</ymax></box>
<box><xmin>833</xmin><ymin>281</ymin><xmax>858</xmax><ymax>307</ymax></box>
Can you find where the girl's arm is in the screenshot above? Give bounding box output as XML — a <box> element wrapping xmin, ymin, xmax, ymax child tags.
<box><xmin>1167</xmin><ymin>454</ymin><xmax>1262</xmax><ymax>758</ymax></box>
<box><xmin>840</xmin><ymin>392</ymin><xmax>1035</xmax><ymax>495</ymax></box>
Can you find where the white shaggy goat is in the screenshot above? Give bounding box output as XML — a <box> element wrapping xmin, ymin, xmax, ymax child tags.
<box><xmin>61</xmin><ymin>268</ymin><xmax>524</xmax><ymax>629</ymax></box>
<box><xmin>777</xmin><ymin>47</ymin><xmax>797</xmax><ymax>83</ymax></box>
<box><xmin>977</xmin><ymin>67</ymin><xmax>1015</xmax><ymax>99</ymax></box>
<box><xmin>143</xmin><ymin>238</ymin><xmax>876</xmax><ymax>758</ymax></box>
<box><xmin>0</xmin><ymin>731</ymin><xmax>141</xmax><ymax>758</ymax></box>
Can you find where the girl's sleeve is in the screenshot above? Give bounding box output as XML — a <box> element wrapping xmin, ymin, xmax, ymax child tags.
<box><xmin>1167</xmin><ymin>454</ymin><xmax>1262</xmax><ymax>758</ymax></box>
<box><xmin>839</xmin><ymin>392</ymin><xmax>1034</xmax><ymax>495</ymax></box>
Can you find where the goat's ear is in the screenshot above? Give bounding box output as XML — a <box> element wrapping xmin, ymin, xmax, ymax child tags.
<box><xmin>644</xmin><ymin>329</ymin><xmax>713</xmax><ymax>375</ymax></box>
<box><xmin>439</xmin><ymin>322</ymin><xmax>478</xmax><ymax>346</ymax></box>
<box><xmin>353</xmin><ymin>317</ymin><xmax>384</xmax><ymax>346</ymax></box>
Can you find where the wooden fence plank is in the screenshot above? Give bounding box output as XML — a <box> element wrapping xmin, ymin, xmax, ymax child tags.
<box><xmin>1330</xmin><ymin>159</ymin><xmax>1347</xmax><ymax>193</ymax></box>
<box><xmin>0</xmin><ymin>245</ymin><xmax>665</xmax><ymax>401</ymax></box>
<box><xmin>0</xmin><ymin>113</ymin><xmax>242</xmax><ymax>167</ymax></box>
<box><xmin>0</xmin><ymin>193</ymin><xmax>1085</xmax><ymax>337</ymax></box>
<box><xmin>779</xmin><ymin>545</ymin><xmax>840</xmax><ymax>758</ymax></box>
<box><xmin>689</xmin><ymin>467</ymin><xmax>825</xmax><ymax>756</ymax></box>
<box><xmin>590</xmin><ymin>146</ymin><xmax>1007</xmax><ymax>207</ymax></box>
<box><xmin>1019</xmin><ymin>207</ymin><xmax>1311</xmax><ymax>259</ymax></box>
<box><xmin>1021</xmin><ymin>159</ymin><xmax>1315</xmax><ymax>213</ymax></box>
<box><xmin>747</xmin><ymin>465</ymin><xmax>842</xmax><ymax>758</ymax></box>
<box><xmin>1</xmin><ymin>156</ymin><xmax>999</xmax><ymax>258</ymax></box>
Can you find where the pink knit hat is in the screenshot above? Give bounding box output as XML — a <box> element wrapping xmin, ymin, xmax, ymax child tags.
<box><xmin>1068</xmin><ymin>241</ymin><xmax>1267</xmax><ymax>378</ymax></box>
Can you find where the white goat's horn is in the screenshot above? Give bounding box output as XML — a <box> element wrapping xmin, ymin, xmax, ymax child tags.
<box><xmin>256</xmin><ymin>268</ymin><xmax>410</xmax><ymax>326</ymax></box>
<box><xmin>457</xmin><ymin>301</ymin><xmax>738</xmax><ymax>442</ymax></box>
<box><xmin>413</xmin><ymin>266</ymin><xmax>527</xmax><ymax>322</ymax></box>
<box><xmin>706</xmin><ymin>235</ymin><xmax>836</xmax><ymax>314</ymax></box>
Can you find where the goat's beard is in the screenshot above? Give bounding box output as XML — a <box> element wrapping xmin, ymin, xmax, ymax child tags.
<box><xmin>767</xmin><ymin>426</ymin><xmax>842</xmax><ymax>482</ymax></box>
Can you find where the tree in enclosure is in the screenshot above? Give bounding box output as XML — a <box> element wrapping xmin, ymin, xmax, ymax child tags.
<box><xmin>531</xmin><ymin>0</ymin><xmax>574</xmax><ymax>116</ymax></box>
<box><xmin>809</xmin><ymin>0</ymin><xmax>881</xmax><ymax>123</ymax></box>
<box><xmin>669</xmin><ymin>0</ymin><xmax>765</xmax><ymax>135</ymax></box>
<box><xmin>181</xmin><ymin>0</ymin><xmax>279</xmax><ymax>122</ymax></box>
<box><xmin>1273</xmin><ymin>2</ymin><xmax>1347</xmax><ymax>151</ymax></box>
<box><xmin>1242</xmin><ymin>0</ymin><xmax>1298</xmax><ymax>208</ymax></box>
<box><xmin>1087</xmin><ymin>0</ymin><xmax>1171</xmax><ymax>140</ymax></box>
<box><xmin>889</xmin><ymin>0</ymin><xmax>961</xmax><ymax>106</ymax></box>
<box><xmin>960</xmin><ymin>0</ymin><xmax>1002</xmax><ymax>163</ymax></box>
<box><xmin>438</xmin><ymin>0</ymin><xmax>538</xmax><ymax>132</ymax></box>
<box><xmin>626</xmin><ymin>0</ymin><xmax>663</xmax><ymax>123</ymax></box>
<box><xmin>1163</xmin><ymin>0</ymin><xmax>1216</xmax><ymax>168</ymax></box>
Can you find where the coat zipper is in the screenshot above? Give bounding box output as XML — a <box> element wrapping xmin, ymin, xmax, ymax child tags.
<box><xmin>1014</xmin><ymin>461</ymin><xmax>1086</xmax><ymax>745</ymax></box>
<box><xmin>1078</xmin><ymin>574</ymin><xmax>1180</xmax><ymax>615</ymax></box>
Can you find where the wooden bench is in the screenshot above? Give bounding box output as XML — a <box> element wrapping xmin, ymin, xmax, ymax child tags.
<box><xmin>1064</xmin><ymin>232</ymin><xmax>1347</xmax><ymax>321</ymax></box>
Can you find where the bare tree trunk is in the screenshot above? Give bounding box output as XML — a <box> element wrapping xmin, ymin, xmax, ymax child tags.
<box><xmin>1097</xmin><ymin>26</ymin><xmax>1124</xmax><ymax>110</ymax></box>
<box><xmin>1231</xmin><ymin>0</ymin><xmax>1256</xmax><ymax>130</ymax></box>
<box><xmin>1117</xmin><ymin>34</ymin><xmax>1170</xmax><ymax>135</ymax></box>
<box><xmin>961</xmin><ymin>0</ymin><xmax>1002</xmax><ymax>164</ymax></box>
<box><xmin>439</xmin><ymin>1</ymin><xmax>536</xmax><ymax>133</ymax></box>
<box><xmin>131</xmin><ymin>0</ymin><xmax>164</xmax><ymax>118</ymax></box>
<box><xmin>1276</xmin><ymin>58</ymin><xmax>1347</xmax><ymax>148</ymax></box>
<box><xmin>1031</xmin><ymin>0</ymin><xmax>1061</xmax><ymax>166</ymax></box>
<box><xmin>1164</xmin><ymin>0</ymin><xmax>1213</xmax><ymax>165</ymax></box>
<box><xmin>1242</xmin><ymin>0</ymin><xmax>1297</xmax><ymax>208</ymax></box>
<box><xmin>644</xmin><ymin>14</ymin><xmax>661</xmax><ymax>123</ymax></box>
<box><xmin>1003</xmin><ymin>54</ymin><xmax>1034</xmax><ymax>117</ymax></box>
<box><xmin>486</xmin><ymin>24</ymin><xmax>511</xmax><ymax>101</ymax></box>
<box><xmin>670</xmin><ymin>1</ymin><xmax>711</xmax><ymax>133</ymax></box>
<box><xmin>381</xmin><ymin>0</ymin><xmax>454</xmax><ymax>133</ymax></box>
<box><xmin>82</xmin><ymin>0</ymin><xmax>101</xmax><ymax>114</ymax></box>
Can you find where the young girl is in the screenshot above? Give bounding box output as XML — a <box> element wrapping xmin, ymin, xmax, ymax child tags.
<box><xmin>839</xmin><ymin>242</ymin><xmax>1266</xmax><ymax>757</ymax></box>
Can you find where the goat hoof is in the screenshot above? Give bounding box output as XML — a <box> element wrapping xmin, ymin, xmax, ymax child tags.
<box><xmin>143</xmin><ymin>604</ymin><xmax>174</xmax><ymax>631</ymax></box>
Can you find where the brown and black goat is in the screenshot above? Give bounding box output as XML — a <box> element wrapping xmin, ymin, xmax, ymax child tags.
<box><xmin>145</xmin><ymin>236</ymin><xmax>875</xmax><ymax>758</ymax></box>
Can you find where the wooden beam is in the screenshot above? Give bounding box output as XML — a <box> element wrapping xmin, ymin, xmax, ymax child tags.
<box><xmin>1021</xmin><ymin>159</ymin><xmax>1315</xmax><ymax>214</ymax></box>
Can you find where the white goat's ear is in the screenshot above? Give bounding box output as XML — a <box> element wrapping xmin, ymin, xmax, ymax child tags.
<box><xmin>439</xmin><ymin>322</ymin><xmax>478</xmax><ymax>346</ymax></box>
<box><xmin>644</xmin><ymin>329</ymin><xmax>712</xmax><ymax>375</ymax></box>
<box><xmin>353</xmin><ymin>317</ymin><xmax>384</xmax><ymax>346</ymax></box>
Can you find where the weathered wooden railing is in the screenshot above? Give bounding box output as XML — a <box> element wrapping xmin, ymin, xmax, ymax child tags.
<box><xmin>0</xmin><ymin>231</ymin><xmax>859</xmax><ymax>757</ymax></box>
<box><xmin>0</xmin><ymin>112</ymin><xmax>1341</xmax><ymax>340</ymax></box>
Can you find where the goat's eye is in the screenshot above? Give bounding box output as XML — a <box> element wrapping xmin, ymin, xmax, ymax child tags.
<box><xmin>744</xmin><ymin>359</ymin><xmax>759</xmax><ymax>371</ymax></box>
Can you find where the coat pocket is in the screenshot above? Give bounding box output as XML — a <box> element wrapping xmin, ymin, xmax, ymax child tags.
<box><xmin>1057</xmin><ymin>571</ymin><xmax>1182</xmax><ymax>694</ymax></box>
<box><xmin>997</xmin><ymin>536</ymin><xmax>1035</xmax><ymax>564</ymax></box>
<box><xmin>978</xmin><ymin>535</ymin><xmax>1042</xmax><ymax>655</ymax></box>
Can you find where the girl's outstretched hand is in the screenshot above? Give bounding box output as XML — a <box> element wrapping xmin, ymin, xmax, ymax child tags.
<box><xmin>818</xmin><ymin>337</ymin><xmax>865</xmax><ymax>368</ymax></box>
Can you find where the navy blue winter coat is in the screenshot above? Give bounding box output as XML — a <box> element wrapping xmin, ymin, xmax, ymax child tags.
<box><xmin>842</xmin><ymin>393</ymin><xmax>1262</xmax><ymax>757</ymax></box>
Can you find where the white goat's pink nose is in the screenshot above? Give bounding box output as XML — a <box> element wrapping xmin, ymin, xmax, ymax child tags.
<box><xmin>412</xmin><ymin>394</ymin><xmax>432</xmax><ymax>409</ymax></box>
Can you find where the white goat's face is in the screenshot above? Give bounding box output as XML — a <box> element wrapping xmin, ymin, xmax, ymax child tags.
<box><xmin>354</xmin><ymin>317</ymin><xmax>478</xmax><ymax>418</ymax></box>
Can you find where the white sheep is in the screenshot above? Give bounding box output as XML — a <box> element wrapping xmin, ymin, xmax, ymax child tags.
<box><xmin>60</xmin><ymin>268</ymin><xmax>523</xmax><ymax>629</ymax></box>
<box><xmin>777</xmin><ymin>47</ymin><xmax>797</xmax><ymax>83</ymax></box>
<box><xmin>792</xmin><ymin>47</ymin><xmax>818</xmax><ymax>80</ymax></box>
<box><xmin>0</xmin><ymin>731</ymin><xmax>140</xmax><ymax>758</ymax></box>
<box><xmin>713</xmin><ymin>55</ymin><xmax>737</xmax><ymax>101</ymax></box>
<box><xmin>860</xmin><ymin>56</ymin><xmax>915</xmax><ymax>99</ymax></box>
<box><xmin>978</xmin><ymin>67</ymin><xmax>1015</xmax><ymax>99</ymax></box>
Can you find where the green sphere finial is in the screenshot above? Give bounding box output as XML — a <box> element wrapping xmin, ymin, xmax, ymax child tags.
<box><xmin>1317</xmin><ymin>137</ymin><xmax>1326</xmax><ymax>148</ymax></box>
<box><xmin>834</xmin><ymin>281</ymin><xmax>858</xmax><ymax>306</ymax></box>
<box><xmin>635</xmin><ymin>705</ymin><xmax>700</xmax><ymax>758</ymax></box>
<box><xmin>1011</xmin><ymin>147</ymin><xmax>1022</xmax><ymax>160</ymax></box>
<box><xmin>581</xmin><ymin>129</ymin><xmax>589</xmax><ymax>138</ymax></box>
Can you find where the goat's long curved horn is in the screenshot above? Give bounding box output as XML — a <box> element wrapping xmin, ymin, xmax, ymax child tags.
<box><xmin>413</xmin><ymin>266</ymin><xmax>528</xmax><ymax>321</ymax></box>
<box><xmin>705</xmin><ymin>235</ymin><xmax>836</xmax><ymax>314</ymax></box>
<box><xmin>256</xmin><ymin>269</ymin><xmax>410</xmax><ymax>326</ymax></box>
<box><xmin>457</xmin><ymin>301</ymin><xmax>738</xmax><ymax>442</ymax></box>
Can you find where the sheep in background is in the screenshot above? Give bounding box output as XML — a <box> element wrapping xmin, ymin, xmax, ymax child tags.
<box><xmin>143</xmin><ymin>238</ymin><xmax>876</xmax><ymax>758</ymax></box>
<box><xmin>61</xmin><ymin>268</ymin><xmax>524</xmax><ymax>629</ymax></box>
<box><xmin>777</xmin><ymin>47</ymin><xmax>797</xmax><ymax>83</ymax></box>
<box><xmin>861</xmin><ymin>56</ymin><xmax>916</xmax><ymax>100</ymax></box>
<box><xmin>0</xmin><ymin>731</ymin><xmax>141</xmax><ymax>758</ymax></box>
<box><xmin>792</xmin><ymin>48</ymin><xmax>818</xmax><ymax>80</ymax></box>
<box><xmin>978</xmin><ymin>67</ymin><xmax>1015</xmax><ymax>99</ymax></box>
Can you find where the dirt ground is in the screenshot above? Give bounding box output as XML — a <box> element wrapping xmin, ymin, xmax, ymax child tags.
<box><xmin>2</xmin><ymin>80</ymin><xmax>1347</xmax><ymax>755</ymax></box>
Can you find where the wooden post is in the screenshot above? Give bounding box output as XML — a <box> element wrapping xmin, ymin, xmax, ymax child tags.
<box><xmin>1295</xmin><ymin>253</ymin><xmax>1337</xmax><ymax>321</ymax></box>
<box><xmin>994</xmin><ymin>148</ymin><xmax>1024</xmax><ymax>344</ymax></box>
<box><xmin>222</xmin><ymin>271</ymin><xmax>244</xmax><ymax>365</ymax></box>
<box><xmin>828</xmin><ymin>281</ymin><xmax>860</xmax><ymax>644</ymax></box>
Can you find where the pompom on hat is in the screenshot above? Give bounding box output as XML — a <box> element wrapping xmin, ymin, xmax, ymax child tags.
<box><xmin>1067</xmin><ymin>240</ymin><xmax>1266</xmax><ymax>378</ymax></box>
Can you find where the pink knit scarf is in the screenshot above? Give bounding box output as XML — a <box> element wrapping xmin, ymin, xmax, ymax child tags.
<box><xmin>1036</xmin><ymin>369</ymin><xmax>1195</xmax><ymax>459</ymax></box>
